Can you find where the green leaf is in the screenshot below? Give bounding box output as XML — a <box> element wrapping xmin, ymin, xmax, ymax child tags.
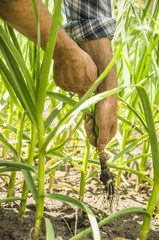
<box><xmin>70</xmin><ymin>207</ymin><xmax>149</xmax><ymax>239</ymax></box>
<box><xmin>47</xmin><ymin>92</ymin><xmax>76</xmax><ymax>107</ymax></box>
<box><xmin>118</xmin><ymin>95</ymin><xmax>147</xmax><ymax>130</ymax></box>
<box><xmin>44</xmin><ymin>102</ymin><xmax>65</xmax><ymax>130</ymax></box>
<box><xmin>22</xmin><ymin>169</ymin><xmax>37</xmax><ymax>201</ymax></box>
<box><xmin>0</xmin><ymin>197</ymin><xmax>25</xmax><ymax>204</ymax></box>
<box><xmin>0</xmin><ymin>160</ymin><xmax>37</xmax><ymax>173</ymax></box>
<box><xmin>0</xmin><ymin>173</ymin><xmax>10</xmax><ymax>177</ymax></box>
<box><xmin>108</xmin><ymin>163</ymin><xmax>154</xmax><ymax>185</ymax></box>
<box><xmin>0</xmin><ymin>25</ymin><xmax>36</xmax><ymax>100</ymax></box>
<box><xmin>0</xmin><ymin>167</ymin><xmax>19</xmax><ymax>173</ymax></box>
<box><xmin>118</xmin><ymin>115</ymin><xmax>144</xmax><ymax>135</ymax></box>
<box><xmin>109</xmin><ymin>132</ymin><xmax>150</xmax><ymax>163</ymax></box>
<box><xmin>137</xmin><ymin>86</ymin><xmax>159</xmax><ymax>183</ymax></box>
<box><xmin>0</xmin><ymin>133</ymin><xmax>18</xmax><ymax>161</ymax></box>
<box><xmin>0</xmin><ymin>69</ymin><xmax>22</xmax><ymax>111</ymax></box>
<box><xmin>0</xmin><ymin>44</ymin><xmax>38</xmax><ymax>127</ymax></box>
<box><xmin>45</xmin><ymin>154</ymin><xmax>71</xmax><ymax>174</ymax></box>
<box><xmin>45</xmin><ymin>218</ymin><xmax>55</xmax><ymax>240</ymax></box>
<box><xmin>0</xmin><ymin>122</ymin><xmax>30</xmax><ymax>141</ymax></box>
<box><xmin>36</xmin><ymin>0</ymin><xmax>62</xmax><ymax>115</ymax></box>
<box><xmin>45</xmin><ymin>193</ymin><xmax>101</xmax><ymax>240</ymax></box>
<box><xmin>47</xmin><ymin>118</ymin><xmax>82</xmax><ymax>153</ymax></box>
<box><xmin>33</xmin><ymin>154</ymin><xmax>71</xmax><ymax>182</ymax></box>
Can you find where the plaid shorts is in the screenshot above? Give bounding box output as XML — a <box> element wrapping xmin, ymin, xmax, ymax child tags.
<box><xmin>63</xmin><ymin>0</ymin><xmax>116</xmax><ymax>41</ymax></box>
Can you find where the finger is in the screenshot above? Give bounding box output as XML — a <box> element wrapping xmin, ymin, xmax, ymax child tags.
<box><xmin>88</xmin><ymin>132</ymin><xmax>97</xmax><ymax>148</ymax></box>
<box><xmin>109</xmin><ymin>121</ymin><xmax>117</xmax><ymax>141</ymax></box>
<box><xmin>84</xmin><ymin>114</ymin><xmax>97</xmax><ymax>147</ymax></box>
<box><xmin>83</xmin><ymin>113</ymin><xmax>91</xmax><ymax>121</ymax></box>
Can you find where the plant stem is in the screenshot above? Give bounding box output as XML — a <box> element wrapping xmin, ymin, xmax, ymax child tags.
<box><xmin>2</xmin><ymin>100</ymin><xmax>13</xmax><ymax>159</ymax></box>
<box><xmin>116</xmin><ymin>128</ymin><xmax>127</xmax><ymax>187</ymax></box>
<box><xmin>137</xmin><ymin>86</ymin><xmax>159</xmax><ymax>240</ymax></box>
<box><xmin>18</xmin><ymin>123</ymin><xmax>36</xmax><ymax>222</ymax></box>
<box><xmin>32</xmin><ymin>0</ymin><xmax>62</xmax><ymax>237</ymax></box>
<box><xmin>0</xmin><ymin>85</ymin><xmax>5</xmax><ymax>99</ymax></box>
<box><xmin>136</xmin><ymin>141</ymin><xmax>149</xmax><ymax>191</ymax></box>
<box><xmin>7</xmin><ymin>111</ymin><xmax>23</xmax><ymax>198</ymax></box>
<box><xmin>34</xmin><ymin>116</ymin><xmax>45</xmax><ymax>239</ymax></box>
<box><xmin>140</xmin><ymin>183</ymin><xmax>159</xmax><ymax>240</ymax></box>
<box><xmin>79</xmin><ymin>138</ymin><xmax>90</xmax><ymax>203</ymax></box>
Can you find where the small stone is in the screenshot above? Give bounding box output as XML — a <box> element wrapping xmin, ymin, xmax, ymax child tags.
<box><xmin>55</xmin><ymin>237</ymin><xmax>63</xmax><ymax>240</ymax></box>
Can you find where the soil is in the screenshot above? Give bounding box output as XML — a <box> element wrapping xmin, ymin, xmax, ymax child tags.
<box><xmin>0</xmin><ymin>160</ymin><xmax>159</xmax><ymax>240</ymax></box>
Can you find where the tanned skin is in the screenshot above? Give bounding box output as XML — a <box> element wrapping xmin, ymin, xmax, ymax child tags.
<box><xmin>78</xmin><ymin>39</ymin><xmax>117</xmax><ymax>150</ymax></box>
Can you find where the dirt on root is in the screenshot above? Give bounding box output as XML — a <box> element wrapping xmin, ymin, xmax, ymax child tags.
<box><xmin>0</xmin><ymin>162</ymin><xmax>159</xmax><ymax>240</ymax></box>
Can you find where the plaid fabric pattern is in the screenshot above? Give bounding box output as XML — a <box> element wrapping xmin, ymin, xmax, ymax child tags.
<box><xmin>63</xmin><ymin>0</ymin><xmax>116</xmax><ymax>41</ymax></box>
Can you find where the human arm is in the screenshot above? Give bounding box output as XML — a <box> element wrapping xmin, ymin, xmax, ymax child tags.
<box><xmin>0</xmin><ymin>0</ymin><xmax>97</xmax><ymax>95</ymax></box>
<box><xmin>78</xmin><ymin>38</ymin><xmax>117</xmax><ymax>150</ymax></box>
<box><xmin>63</xmin><ymin>0</ymin><xmax>117</xmax><ymax>150</ymax></box>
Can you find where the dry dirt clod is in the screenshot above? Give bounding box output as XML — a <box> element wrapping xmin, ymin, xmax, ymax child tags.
<box><xmin>55</xmin><ymin>237</ymin><xmax>63</xmax><ymax>240</ymax></box>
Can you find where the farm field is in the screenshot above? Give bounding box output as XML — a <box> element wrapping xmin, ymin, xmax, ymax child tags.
<box><xmin>0</xmin><ymin>159</ymin><xmax>159</xmax><ymax>240</ymax></box>
<box><xmin>0</xmin><ymin>164</ymin><xmax>159</xmax><ymax>240</ymax></box>
<box><xmin>0</xmin><ymin>0</ymin><xmax>159</xmax><ymax>239</ymax></box>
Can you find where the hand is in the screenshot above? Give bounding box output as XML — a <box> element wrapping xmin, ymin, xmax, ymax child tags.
<box><xmin>53</xmin><ymin>42</ymin><xmax>97</xmax><ymax>96</ymax></box>
<box><xmin>95</xmin><ymin>95</ymin><xmax>117</xmax><ymax>150</ymax></box>
<box><xmin>78</xmin><ymin>38</ymin><xmax>117</xmax><ymax>150</ymax></box>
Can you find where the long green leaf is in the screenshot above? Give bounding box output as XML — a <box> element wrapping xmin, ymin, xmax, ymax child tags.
<box><xmin>0</xmin><ymin>197</ymin><xmax>24</xmax><ymax>204</ymax></box>
<box><xmin>71</xmin><ymin>158</ymin><xmax>154</xmax><ymax>185</ymax></box>
<box><xmin>45</xmin><ymin>218</ymin><xmax>55</xmax><ymax>240</ymax></box>
<box><xmin>36</xmin><ymin>0</ymin><xmax>62</xmax><ymax>115</ymax></box>
<box><xmin>44</xmin><ymin>102</ymin><xmax>66</xmax><ymax>130</ymax></box>
<box><xmin>0</xmin><ymin>122</ymin><xmax>30</xmax><ymax>141</ymax></box>
<box><xmin>137</xmin><ymin>86</ymin><xmax>159</xmax><ymax>239</ymax></box>
<box><xmin>70</xmin><ymin>207</ymin><xmax>149</xmax><ymax>240</ymax></box>
<box><xmin>108</xmin><ymin>163</ymin><xmax>154</xmax><ymax>185</ymax></box>
<box><xmin>0</xmin><ymin>69</ymin><xmax>22</xmax><ymax>111</ymax></box>
<box><xmin>0</xmin><ymin>160</ymin><xmax>38</xmax><ymax>173</ymax></box>
<box><xmin>47</xmin><ymin>92</ymin><xmax>77</xmax><ymax>107</ymax></box>
<box><xmin>0</xmin><ymin>167</ymin><xmax>19</xmax><ymax>173</ymax></box>
<box><xmin>33</xmin><ymin>154</ymin><xmax>72</xmax><ymax>182</ymax></box>
<box><xmin>0</xmin><ymin>44</ymin><xmax>38</xmax><ymax>127</ymax></box>
<box><xmin>0</xmin><ymin>133</ymin><xmax>18</xmax><ymax>161</ymax></box>
<box><xmin>47</xmin><ymin>92</ymin><xmax>93</xmax><ymax>117</ymax></box>
<box><xmin>22</xmin><ymin>169</ymin><xmax>37</xmax><ymax>201</ymax></box>
<box><xmin>0</xmin><ymin>59</ymin><xmax>27</xmax><ymax>112</ymax></box>
<box><xmin>47</xmin><ymin>118</ymin><xmax>82</xmax><ymax>153</ymax></box>
<box><xmin>118</xmin><ymin>95</ymin><xmax>147</xmax><ymax>130</ymax></box>
<box><xmin>137</xmin><ymin>86</ymin><xmax>159</xmax><ymax>181</ymax></box>
<box><xmin>0</xmin><ymin>173</ymin><xmax>10</xmax><ymax>177</ymax></box>
<box><xmin>109</xmin><ymin>132</ymin><xmax>150</xmax><ymax>163</ymax></box>
<box><xmin>45</xmin><ymin>193</ymin><xmax>101</xmax><ymax>240</ymax></box>
<box><xmin>0</xmin><ymin>26</ymin><xmax>36</xmax><ymax>99</ymax></box>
